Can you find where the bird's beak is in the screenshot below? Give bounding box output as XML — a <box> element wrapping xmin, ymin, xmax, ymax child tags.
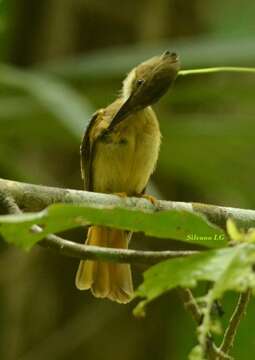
<box><xmin>108</xmin><ymin>51</ymin><xmax>180</xmax><ymax>132</ymax></box>
<box><xmin>108</xmin><ymin>93</ymin><xmax>135</xmax><ymax>131</ymax></box>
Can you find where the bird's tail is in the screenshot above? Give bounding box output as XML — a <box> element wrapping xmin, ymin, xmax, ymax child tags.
<box><xmin>75</xmin><ymin>226</ymin><xmax>133</xmax><ymax>304</ymax></box>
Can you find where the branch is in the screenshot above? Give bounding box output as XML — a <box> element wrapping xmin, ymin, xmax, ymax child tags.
<box><xmin>177</xmin><ymin>288</ymin><xmax>228</xmax><ymax>360</ymax></box>
<box><xmin>178</xmin><ymin>287</ymin><xmax>202</xmax><ymax>324</ymax></box>
<box><xmin>0</xmin><ymin>180</ymin><xmax>250</xmax><ymax>358</ymax></box>
<box><xmin>1</xmin><ymin>178</ymin><xmax>255</xmax><ymax>231</ymax></box>
<box><xmin>0</xmin><ymin>190</ymin><xmax>197</xmax><ymax>264</ymax></box>
<box><xmin>41</xmin><ymin>238</ymin><xmax>197</xmax><ymax>264</ymax></box>
<box><xmin>219</xmin><ymin>289</ymin><xmax>251</xmax><ymax>358</ymax></box>
<box><xmin>178</xmin><ymin>270</ymin><xmax>251</xmax><ymax>359</ymax></box>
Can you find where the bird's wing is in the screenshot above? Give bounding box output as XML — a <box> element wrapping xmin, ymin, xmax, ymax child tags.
<box><xmin>80</xmin><ymin>99</ymin><xmax>125</xmax><ymax>191</ymax></box>
<box><xmin>80</xmin><ymin>110</ymin><xmax>103</xmax><ymax>191</ymax></box>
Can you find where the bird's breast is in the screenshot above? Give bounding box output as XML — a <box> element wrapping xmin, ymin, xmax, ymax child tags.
<box><xmin>92</xmin><ymin>107</ymin><xmax>161</xmax><ymax>195</ymax></box>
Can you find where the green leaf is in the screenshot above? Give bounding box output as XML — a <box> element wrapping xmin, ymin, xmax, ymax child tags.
<box><xmin>134</xmin><ymin>244</ymin><xmax>255</xmax><ymax>316</ymax></box>
<box><xmin>0</xmin><ymin>202</ymin><xmax>226</xmax><ymax>249</ymax></box>
<box><xmin>226</xmin><ymin>218</ymin><xmax>255</xmax><ymax>244</ymax></box>
<box><xmin>134</xmin><ymin>239</ymin><xmax>255</xmax><ymax>358</ymax></box>
<box><xmin>226</xmin><ymin>218</ymin><xmax>244</xmax><ymax>242</ymax></box>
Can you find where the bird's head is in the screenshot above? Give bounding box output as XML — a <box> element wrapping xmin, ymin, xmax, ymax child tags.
<box><xmin>122</xmin><ymin>51</ymin><xmax>180</xmax><ymax>106</ymax></box>
<box><xmin>109</xmin><ymin>52</ymin><xmax>180</xmax><ymax>129</ymax></box>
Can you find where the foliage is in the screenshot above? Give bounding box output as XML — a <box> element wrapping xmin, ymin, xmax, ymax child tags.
<box><xmin>1</xmin><ymin>188</ymin><xmax>255</xmax><ymax>359</ymax></box>
<box><xmin>135</xmin><ymin>220</ymin><xmax>255</xmax><ymax>359</ymax></box>
<box><xmin>0</xmin><ymin>202</ymin><xmax>225</xmax><ymax>249</ymax></box>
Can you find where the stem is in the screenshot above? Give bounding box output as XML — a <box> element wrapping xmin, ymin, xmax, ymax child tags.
<box><xmin>219</xmin><ymin>290</ymin><xmax>251</xmax><ymax>358</ymax></box>
<box><xmin>178</xmin><ymin>288</ymin><xmax>223</xmax><ymax>360</ymax></box>
<box><xmin>179</xmin><ymin>67</ymin><xmax>255</xmax><ymax>77</ymax></box>
<box><xmin>178</xmin><ymin>288</ymin><xmax>202</xmax><ymax>324</ymax></box>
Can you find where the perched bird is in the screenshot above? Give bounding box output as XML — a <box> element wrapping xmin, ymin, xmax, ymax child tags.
<box><xmin>75</xmin><ymin>51</ymin><xmax>180</xmax><ymax>303</ymax></box>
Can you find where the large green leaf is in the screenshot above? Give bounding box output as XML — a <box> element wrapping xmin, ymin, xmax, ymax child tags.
<box><xmin>0</xmin><ymin>202</ymin><xmax>226</xmax><ymax>249</ymax></box>
<box><xmin>134</xmin><ymin>243</ymin><xmax>255</xmax><ymax>316</ymax></box>
<box><xmin>134</xmin><ymin>234</ymin><xmax>255</xmax><ymax>359</ymax></box>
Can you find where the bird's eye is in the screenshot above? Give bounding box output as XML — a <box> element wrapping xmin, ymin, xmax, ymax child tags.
<box><xmin>137</xmin><ymin>79</ymin><xmax>144</xmax><ymax>86</ymax></box>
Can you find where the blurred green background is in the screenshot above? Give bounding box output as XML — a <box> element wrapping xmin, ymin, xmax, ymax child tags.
<box><xmin>0</xmin><ymin>0</ymin><xmax>255</xmax><ymax>359</ymax></box>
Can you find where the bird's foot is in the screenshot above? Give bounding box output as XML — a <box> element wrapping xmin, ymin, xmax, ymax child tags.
<box><xmin>114</xmin><ymin>192</ymin><xmax>158</xmax><ymax>206</ymax></box>
<box><xmin>114</xmin><ymin>192</ymin><xmax>128</xmax><ymax>198</ymax></box>
<box><xmin>140</xmin><ymin>194</ymin><xmax>158</xmax><ymax>206</ymax></box>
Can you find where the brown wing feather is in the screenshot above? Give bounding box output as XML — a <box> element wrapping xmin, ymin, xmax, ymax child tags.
<box><xmin>80</xmin><ymin>111</ymin><xmax>101</xmax><ymax>191</ymax></box>
<box><xmin>80</xmin><ymin>99</ymin><xmax>126</xmax><ymax>191</ymax></box>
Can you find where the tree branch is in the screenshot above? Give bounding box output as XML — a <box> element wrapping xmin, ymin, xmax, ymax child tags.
<box><xmin>40</xmin><ymin>238</ymin><xmax>197</xmax><ymax>264</ymax></box>
<box><xmin>1</xmin><ymin>178</ymin><xmax>255</xmax><ymax>231</ymax></box>
<box><xmin>0</xmin><ymin>190</ymin><xmax>197</xmax><ymax>264</ymax></box>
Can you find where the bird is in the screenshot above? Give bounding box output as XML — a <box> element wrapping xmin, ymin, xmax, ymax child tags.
<box><xmin>75</xmin><ymin>51</ymin><xmax>180</xmax><ymax>303</ymax></box>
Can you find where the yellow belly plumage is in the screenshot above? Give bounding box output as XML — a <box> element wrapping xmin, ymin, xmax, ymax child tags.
<box><xmin>92</xmin><ymin>106</ymin><xmax>161</xmax><ymax>195</ymax></box>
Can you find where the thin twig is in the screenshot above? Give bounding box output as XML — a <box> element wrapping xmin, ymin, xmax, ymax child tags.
<box><xmin>179</xmin><ymin>67</ymin><xmax>255</xmax><ymax>77</ymax></box>
<box><xmin>219</xmin><ymin>289</ymin><xmax>251</xmax><ymax>358</ymax></box>
<box><xmin>183</xmin><ymin>280</ymin><xmax>252</xmax><ymax>359</ymax></box>
<box><xmin>40</xmin><ymin>237</ymin><xmax>197</xmax><ymax>264</ymax></box>
<box><xmin>0</xmin><ymin>190</ymin><xmax>22</xmax><ymax>215</ymax></box>
<box><xmin>178</xmin><ymin>288</ymin><xmax>202</xmax><ymax>324</ymax></box>
<box><xmin>177</xmin><ymin>288</ymin><xmax>226</xmax><ymax>360</ymax></box>
<box><xmin>1</xmin><ymin>178</ymin><xmax>255</xmax><ymax>230</ymax></box>
<box><xmin>0</xmin><ymin>191</ymin><xmax>197</xmax><ymax>264</ymax></box>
